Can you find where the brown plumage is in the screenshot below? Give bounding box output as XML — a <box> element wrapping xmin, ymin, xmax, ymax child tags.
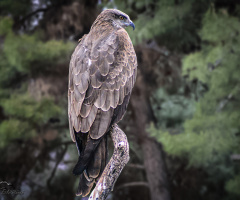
<box><xmin>68</xmin><ymin>9</ymin><xmax>137</xmax><ymax>196</ymax></box>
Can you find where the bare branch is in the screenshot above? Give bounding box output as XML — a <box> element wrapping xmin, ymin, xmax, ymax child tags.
<box><xmin>231</xmin><ymin>154</ymin><xmax>240</xmax><ymax>161</ymax></box>
<box><xmin>17</xmin><ymin>7</ymin><xmax>50</xmax><ymax>26</ymax></box>
<box><xmin>89</xmin><ymin>124</ymin><xmax>130</xmax><ymax>200</ymax></box>
<box><xmin>115</xmin><ymin>181</ymin><xmax>149</xmax><ymax>191</ymax></box>
<box><xmin>127</xmin><ymin>163</ymin><xmax>145</xmax><ymax>170</ymax></box>
<box><xmin>47</xmin><ymin>145</ymin><xmax>68</xmax><ymax>187</ymax></box>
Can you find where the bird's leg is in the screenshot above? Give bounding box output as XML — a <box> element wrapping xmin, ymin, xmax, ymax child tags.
<box><xmin>89</xmin><ymin>124</ymin><xmax>130</xmax><ymax>200</ymax></box>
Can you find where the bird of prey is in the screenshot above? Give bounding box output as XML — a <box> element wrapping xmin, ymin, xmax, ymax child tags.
<box><xmin>68</xmin><ymin>9</ymin><xmax>137</xmax><ymax>197</ymax></box>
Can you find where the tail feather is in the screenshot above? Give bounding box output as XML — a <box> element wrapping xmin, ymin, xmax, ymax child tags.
<box><xmin>88</xmin><ymin>136</ymin><xmax>107</xmax><ymax>178</ymax></box>
<box><xmin>74</xmin><ymin>134</ymin><xmax>108</xmax><ymax>197</ymax></box>
<box><xmin>96</xmin><ymin>135</ymin><xmax>108</xmax><ymax>182</ymax></box>
<box><xmin>76</xmin><ymin>173</ymin><xmax>94</xmax><ymax>197</ymax></box>
<box><xmin>73</xmin><ymin>135</ymin><xmax>101</xmax><ymax>175</ymax></box>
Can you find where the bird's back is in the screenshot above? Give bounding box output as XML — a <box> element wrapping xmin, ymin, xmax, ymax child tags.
<box><xmin>68</xmin><ymin>9</ymin><xmax>137</xmax><ymax>197</ymax></box>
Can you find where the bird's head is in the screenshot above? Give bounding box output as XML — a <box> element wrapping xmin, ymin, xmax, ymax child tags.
<box><xmin>95</xmin><ymin>9</ymin><xmax>135</xmax><ymax>31</ymax></box>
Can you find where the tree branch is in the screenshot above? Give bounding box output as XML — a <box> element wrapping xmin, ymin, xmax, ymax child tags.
<box><xmin>18</xmin><ymin>7</ymin><xmax>50</xmax><ymax>26</ymax></box>
<box><xmin>89</xmin><ymin>124</ymin><xmax>130</xmax><ymax>200</ymax></box>
<box><xmin>231</xmin><ymin>154</ymin><xmax>240</xmax><ymax>161</ymax></box>
<box><xmin>47</xmin><ymin>144</ymin><xmax>68</xmax><ymax>188</ymax></box>
<box><xmin>115</xmin><ymin>181</ymin><xmax>149</xmax><ymax>191</ymax></box>
<box><xmin>127</xmin><ymin>163</ymin><xmax>145</xmax><ymax>170</ymax></box>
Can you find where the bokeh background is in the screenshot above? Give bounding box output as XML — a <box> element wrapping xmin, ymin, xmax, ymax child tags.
<box><xmin>0</xmin><ymin>0</ymin><xmax>239</xmax><ymax>200</ymax></box>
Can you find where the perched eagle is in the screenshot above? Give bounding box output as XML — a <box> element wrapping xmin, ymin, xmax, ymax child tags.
<box><xmin>68</xmin><ymin>9</ymin><xmax>137</xmax><ymax>196</ymax></box>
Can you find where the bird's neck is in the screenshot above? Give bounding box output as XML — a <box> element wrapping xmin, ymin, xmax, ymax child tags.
<box><xmin>90</xmin><ymin>20</ymin><xmax>118</xmax><ymax>38</ymax></box>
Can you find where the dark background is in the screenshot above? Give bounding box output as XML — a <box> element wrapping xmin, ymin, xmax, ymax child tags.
<box><xmin>0</xmin><ymin>0</ymin><xmax>239</xmax><ymax>199</ymax></box>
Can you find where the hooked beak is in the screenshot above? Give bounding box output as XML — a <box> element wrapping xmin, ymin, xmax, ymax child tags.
<box><xmin>129</xmin><ymin>21</ymin><xmax>135</xmax><ymax>30</ymax></box>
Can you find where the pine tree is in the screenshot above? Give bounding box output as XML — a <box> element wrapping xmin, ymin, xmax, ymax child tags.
<box><xmin>0</xmin><ymin>17</ymin><xmax>74</xmax><ymax>148</ymax></box>
<box><xmin>151</xmin><ymin>7</ymin><xmax>240</xmax><ymax>199</ymax></box>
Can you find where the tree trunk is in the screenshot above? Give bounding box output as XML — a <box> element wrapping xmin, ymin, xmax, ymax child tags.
<box><xmin>130</xmin><ymin>72</ymin><xmax>171</xmax><ymax>200</ymax></box>
<box><xmin>142</xmin><ymin>138</ymin><xmax>171</xmax><ymax>200</ymax></box>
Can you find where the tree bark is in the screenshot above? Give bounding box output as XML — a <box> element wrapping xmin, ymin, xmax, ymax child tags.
<box><xmin>130</xmin><ymin>71</ymin><xmax>171</xmax><ymax>200</ymax></box>
<box><xmin>89</xmin><ymin>124</ymin><xmax>130</xmax><ymax>200</ymax></box>
<box><xmin>142</xmin><ymin>138</ymin><xmax>171</xmax><ymax>200</ymax></box>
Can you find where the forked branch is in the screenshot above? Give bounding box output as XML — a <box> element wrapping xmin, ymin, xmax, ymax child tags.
<box><xmin>89</xmin><ymin>124</ymin><xmax>130</xmax><ymax>200</ymax></box>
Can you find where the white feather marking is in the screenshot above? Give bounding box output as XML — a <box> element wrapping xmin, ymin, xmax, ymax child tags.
<box><xmin>88</xmin><ymin>59</ymin><xmax>92</xmax><ymax>66</ymax></box>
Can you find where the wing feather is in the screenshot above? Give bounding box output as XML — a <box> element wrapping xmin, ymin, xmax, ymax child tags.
<box><xmin>80</xmin><ymin>105</ymin><xmax>98</xmax><ymax>132</ymax></box>
<box><xmin>90</xmin><ymin>73</ymin><xmax>102</xmax><ymax>88</ymax></box>
<box><xmin>119</xmin><ymin>86</ymin><xmax>125</xmax><ymax>105</ymax></box>
<box><xmin>84</xmin><ymin>85</ymin><xmax>99</xmax><ymax>104</ymax></box>
<box><xmin>89</xmin><ymin>60</ymin><xmax>98</xmax><ymax>75</ymax></box>
<box><xmin>102</xmin><ymin>93</ymin><xmax>111</xmax><ymax>111</ymax></box>
<box><xmin>80</xmin><ymin>104</ymin><xmax>92</xmax><ymax>118</ymax></box>
<box><xmin>75</xmin><ymin>71</ymin><xmax>89</xmax><ymax>93</ymax></box>
<box><xmin>68</xmin><ymin>29</ymin><xmax>137</xmax><ymax>142</ymax></box>
<box><xmin>89</xmin><ymin>109</ymin><xmax>113</xmax><ymax>139</ymax></box>
<box><xmin>110</xmin><ymin>89</ymin><xmax>119</xmax><ymax>108</ymax></box>
<box><xmin>99</xmin><ymin>59</ymin><xmax>110</xmax><ymax>76</ymax></box>
<box><xmin>94</xmin><ymin>89</ymin><xmax>108</xmax><ymax>108</ymax></box>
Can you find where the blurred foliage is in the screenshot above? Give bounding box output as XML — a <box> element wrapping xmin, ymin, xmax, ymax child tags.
<box><xmin>0</xmin><ymin>17</ymin><xmax>74</xmax><ymax>86</ymax></box>
<box><xmin>225</xmin><ymin>174</ymin><xmax>240</xmax><ymax>196</ymax></box>
<box><xmin>0</xmin><ymin>4</ymin><xmax>77</xmax><ymax>199</ymax></box>
<box><xmin>1</xmin><ymin>0</ymin><xmax>240</xmax><ymax>199</ymax></box>
<box><xmin>0</xmin><ymin>16</ymin><xmax>74</xmax><ymax>149</ymax></box>
<box><xmin>0</xmin><ymin>1</ymin><xmax>83</xmax><ymax>199</ymax></box>
<box><xmin>103</xmin><ymin>0</ymin><xmax>209</xmax><ymax>51</ymax></box>
<box><xmin>150</xmin><ymin>87</ymin><xmax>195</xmax><ymax>129</ymax></box>
<box><xmin>1</xmin><ymin>94</ymin><xmax>61</xmax><ymax>125</ymax></box>
<box><xmin>150</xmin><ymin>6</ymin><xmax>240</xmax><ymax>199</ymax></box>
<box><xmin>0</xmin><ymin>118</ymin><xmax>36</xmax><ymax>148</ymax></box>
<box><xmin>0</xmin><ymin>92</ymin><xmax>62</xmax><ymax>148</ymax></box>
<box><xmin>0</xmin><ymin>0</ymin><xmax>32</xmax><ymax>17</ymax></box>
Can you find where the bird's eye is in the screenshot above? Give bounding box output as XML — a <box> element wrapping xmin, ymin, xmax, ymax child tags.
<box><xmin>119</xmin><ymin>16</ymin><xmax>124</xmax><ymax>20</ymax></box>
